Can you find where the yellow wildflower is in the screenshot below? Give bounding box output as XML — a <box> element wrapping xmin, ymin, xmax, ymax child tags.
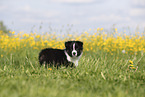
<box><xmin>97</xmin><ymin>27</ymin><xmax>100</xmax><ymax>31</ymax></box>
<box><xmin>130</xmin><ymin>67</ymin><xmax>136</xmax><ymax>70</ymax></box>
<box><xmin>1</xmin><ymin>55</ymin><xmax>3</xmax><ymax>58</ymax></box>
<box><xmin>129</xmin><ymin>60</ymin><xmax>133</xmax><ymax>64</ymax></box>
<box><xmin>12</xmin><ymin>31</ymin><xmax>15</xmax><ymax>34</ymax></box>
<box><xmin>35</xmin><ymin>35</ymin><xmax>40</xmax><ymax>38</ymax></box>
<box><xmin>129</xmin><ymin>65</ymin><xmax>134</xmax><ymax>67</ymax></box>
<box><xmin>48</xmin><ymin>68</ymin><xmax>52</xmax><ymax>71</ymax></box>
<box><xmin>115</xmin><ymin>28</ymin><xmax>117</xmax><ymax>32</ymax></box>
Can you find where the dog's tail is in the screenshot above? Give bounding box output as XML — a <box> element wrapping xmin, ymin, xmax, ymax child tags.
<box><xmin>39</xmin><ymin>53</ymin><xmax>45</xmax><ymax>66</ymax></box>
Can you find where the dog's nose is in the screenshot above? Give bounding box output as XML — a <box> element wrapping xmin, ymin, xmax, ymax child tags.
<box><xmin>73</xmin><ymin>52</ymin><xmax>76</xmax><ymax>55</ymax></box>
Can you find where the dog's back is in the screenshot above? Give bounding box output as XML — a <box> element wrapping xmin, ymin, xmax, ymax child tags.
<box><xmin>39</xmin><ymin>48</ymin><xmax>70</xmax><ymax>67</ymax></box>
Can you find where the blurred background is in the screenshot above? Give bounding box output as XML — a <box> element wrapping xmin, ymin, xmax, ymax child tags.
<box><xmin>0</xmin><ymin>0</ymin><xmax>145</xmax><ymax>34</ymax></box>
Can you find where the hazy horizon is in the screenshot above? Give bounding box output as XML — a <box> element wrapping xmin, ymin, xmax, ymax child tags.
<box><xmin>0</xmin><ymin>0</ymin><xmax>145</xmax><ymax>34</ymax></box>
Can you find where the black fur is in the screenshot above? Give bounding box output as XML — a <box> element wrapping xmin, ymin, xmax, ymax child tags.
<box><xmin>39</xmin><ymin>48</ymin><xmax>73</xmax><ymax>67</ymax></box>
<box><xmin>65</xmin><ymin>41</ymin><xmax>83</xmax><ymax>57</ymax></box>
<box><xmin>38</xmin><ymin>41</ymin><xmax>83</xmax><ymax>68</ymax></box>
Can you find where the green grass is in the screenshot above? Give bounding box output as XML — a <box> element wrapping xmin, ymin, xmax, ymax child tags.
<box><xmin>0</xmin><ymin>48</ymin><xmax>145</xmax><ymax>97</ymax></box>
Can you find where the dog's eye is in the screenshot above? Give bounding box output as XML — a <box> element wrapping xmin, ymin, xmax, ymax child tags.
<box><xmin>77</xmin><ymin>47</ymin><xmax>83</xmax><ymax>50</ymax></box>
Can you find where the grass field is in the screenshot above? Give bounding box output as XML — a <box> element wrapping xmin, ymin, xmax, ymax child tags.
<box><xmin>0</xmin><ymin>29</ymin><xmax>145</xmax><ymax>97</ymax></box>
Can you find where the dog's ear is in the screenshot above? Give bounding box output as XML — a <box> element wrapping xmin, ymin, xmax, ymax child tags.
<box><xmin>76</xmin><ymin>41</ymin><xmax>83</xmax><ymax>47</ymax></box>
<box><xmin>65</xmin><ymin>41</ymin><xmax>71</xmax><ymax>48</ymax></box>
<box><xmin>65</xmin><ymin>41</ymin><xmax>83</xmax><ymax>48</ymax></box>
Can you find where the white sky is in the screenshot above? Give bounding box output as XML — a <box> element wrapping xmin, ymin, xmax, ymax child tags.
<box><xmin>0</xmin><ymin>0</ymin><xmax>145</xmax><ymax>34</ymax></box>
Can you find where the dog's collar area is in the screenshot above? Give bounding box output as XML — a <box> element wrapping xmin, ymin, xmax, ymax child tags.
<box><xmin>64</xmin><ymin>50</ymin><xmax>81</xmax><ymax>67</ymax></box>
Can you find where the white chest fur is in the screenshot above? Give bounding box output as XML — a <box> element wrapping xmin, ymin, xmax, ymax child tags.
<box><xmin>64</xmin><ymin>50</ymin><xmax>82</xmax><ymax>67</ymax></box>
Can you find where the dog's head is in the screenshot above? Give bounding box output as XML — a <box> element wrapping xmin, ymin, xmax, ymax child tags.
<box><xmin>65</xmin><ymin>41</ymin><xmax>83</xmax><ymax>57</ymax></box>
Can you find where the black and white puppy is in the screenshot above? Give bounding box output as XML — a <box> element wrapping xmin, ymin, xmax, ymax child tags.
<box><xmin>39</xmin><ymin>41</ymin><xmax>83</xmax><ymax>68</ymax></box>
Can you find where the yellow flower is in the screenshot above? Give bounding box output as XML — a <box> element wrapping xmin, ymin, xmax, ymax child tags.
<box><xmin>129</xmin><ymin>60</ymin><xmax>133</xmax><ymax>64</ymax></box>
<box><xmin>12</xmin><ymin>31</ymin><xmax>15</xmax><ymax>34</ymax></box>
<box><xmin>1</xmin><ymin>55</ymin><xmax>3</xmax><ymax>58</ymax></box>
<box><xmin>130</xmin><ymin>67</ymin><xmax>136</xmax><ymax>70</ymax></box>
<box><xmin>129</xmin><ymin>65</ymin><xmax>134</xmax><ymax>67</ymax></box>
<box><xmin>48</xmin><ymin>68</ymin><xmax>52</xmax><ymax>71</ymax></box>
<box><xmin>35</xmin><ymin>35</ymin><xmax>40</xmax><ymax>38</ymax></box>
<box><xmin>97</xmin><ymin>27</ymin><xmax>100</xmax><ymax>31</ymax></box>
<box><xmin>23</xmin><ymin>34</ymin><xmax>29</xmax><ymax>37</ymax></box>
<box><xmin>115</xmin><ymin>28</ymin><xmax>117</xmax><ymax>32</ymax></box>
<box><xmin>84</xmin><ymin>32</ymin><xmax>88</xmax><ymax>34</ymax></box>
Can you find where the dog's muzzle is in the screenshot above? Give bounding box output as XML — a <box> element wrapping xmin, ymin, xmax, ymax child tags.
<box><xmin>72</xmin><ymin>50</ymin><xmax>77</xmax><ymax>57</ymax></box>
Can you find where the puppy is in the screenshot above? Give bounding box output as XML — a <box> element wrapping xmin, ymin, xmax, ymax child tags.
<box><xmin>39</xmin><ymin>41</ymin><xmax>83</xmax><ymax>68</ymax></box>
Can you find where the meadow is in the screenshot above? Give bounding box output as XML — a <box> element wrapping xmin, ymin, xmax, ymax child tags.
<box><xmin>0</xmin><ymin>28</ymin><xmax>145</xmax><ymax>97</ymax></box>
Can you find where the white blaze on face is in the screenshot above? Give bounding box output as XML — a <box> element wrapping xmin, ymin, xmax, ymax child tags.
<box><xmin>72</xmin><ymin>43</ymin><xmax>77</xmax><ymax>57</ymax></box>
